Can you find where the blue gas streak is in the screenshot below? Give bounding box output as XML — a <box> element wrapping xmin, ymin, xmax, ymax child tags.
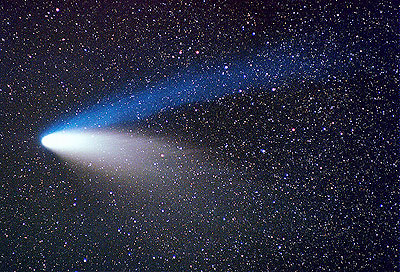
<box><xmin>44</xmin><ymin>44</ymin><xmax>344</xmax><ymax>134</ymax></box>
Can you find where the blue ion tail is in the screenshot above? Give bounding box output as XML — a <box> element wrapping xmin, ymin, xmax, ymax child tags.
<box><xmin>43</xmin><ymin>42</ymin><xmax>348</xmax><ymax>135</ymax></box>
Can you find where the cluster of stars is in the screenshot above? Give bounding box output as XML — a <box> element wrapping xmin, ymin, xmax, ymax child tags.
<box><xmin>1</xmin><ymin>0</ymin><xmax>397</xmax><ymax>271</ymax></box>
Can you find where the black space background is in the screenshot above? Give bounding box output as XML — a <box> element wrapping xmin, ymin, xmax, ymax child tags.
<box><xmin>0</xmin><ymin>0</ymin><xmax>398</xmax><ymax>271</ymax></box>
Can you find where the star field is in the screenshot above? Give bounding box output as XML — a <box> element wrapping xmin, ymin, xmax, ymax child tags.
<box><xmin>0</xmin><ymin>1</ymin><xmax>398</xmax><ymax>271</ymax></box>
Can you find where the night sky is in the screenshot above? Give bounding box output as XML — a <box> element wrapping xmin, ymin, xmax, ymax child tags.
<box><xmin>1</xmin><ymin>1</ymin><xmax>398</xmax><ymax>271</ymax></box>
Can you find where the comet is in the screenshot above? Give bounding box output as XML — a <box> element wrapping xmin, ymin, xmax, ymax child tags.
<box><xmin>40</xmin><ymin>43</ymin><xmax>347</xmax><ymax>180</ymax></box>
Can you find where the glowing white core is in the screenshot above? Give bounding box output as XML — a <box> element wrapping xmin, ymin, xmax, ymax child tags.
<box><xmin>41</xmin><ymin>131</ymin><xmax>93</xmax><ymax>152</ymax></box>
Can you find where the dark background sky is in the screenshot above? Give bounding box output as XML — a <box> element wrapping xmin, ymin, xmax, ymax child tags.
<box><xmin>0</xmin><ymin>0</ymin><xmax>398</xmax><ymax>271</ymax></box>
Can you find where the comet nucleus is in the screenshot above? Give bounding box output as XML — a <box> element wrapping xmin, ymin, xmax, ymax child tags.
<box><xmin>41</xmin><ymin>131</ymin><xmax>93</xmax><ymax>152</ymax></box>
